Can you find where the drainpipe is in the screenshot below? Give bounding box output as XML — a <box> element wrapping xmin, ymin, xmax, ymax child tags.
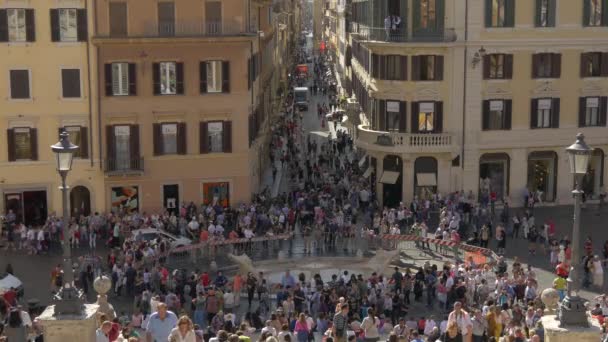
<box><xmin>85</xmin><ymin>0</ymin><xmax>93</xmax><ymax>167</ymax></box>
<box><xmin>93</xmin><ymin>0</ymin><xmax>102</xmax><ymax>171</ymax></box>
<box><xmin>461</xmin><ymin>0</ymin><xmax>469</xmax><ymax>182</ymax></box>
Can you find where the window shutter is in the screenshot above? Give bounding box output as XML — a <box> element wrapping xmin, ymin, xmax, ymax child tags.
<box><xmin>104</xmin><ymin>64</ymin><xmax>113</xmax><ymax>96</ymax></box>
<box><xmin>504</xmin><ymin>100</ymin><xmax>512</xmax><ymax>130</ymax></box>
<box><xmin>551</xmin><ymin>98</ymin><xmax>560</xmax><ymax>128</ymax></box>
<box><xmin>531</xmin><ymin>54</ymin><xmax>539</xmax><ymax>78</ymax></box>
<box><xmin>401</xmin><ymin>56</ymin><xmax>408</xmax><ymax>80</ymax></box>
<box><xmin>200</xmin><ymin>62</ymin><xmax>208</xmax><ymax>93</ymax></box>
<box><xmin>30</xmin><ymin>128</ymin><xmax>38</xmax><ymax>160</ymax></box>
<box><xmin>80</xmin><ymin>126</ymin><xmax>89</xmax><ymax>158</ymax></box>
<box><xmin>482</xmin><ymin>100</ymin><xmax>490</xmax><ymax>130</ymax></box>
<box><xmin>530</xmin><ymin>99</ymin><xmax>538</xmax><ymax>129</ymax></box>
<box><xmin>600</xmin><ymin>96</ymin><xmax>608</xmax><ymax>126</ymax></box>
<box><xmin>413</xmin><ymin>0</ymin><xmax>421</xmax><ymax>31</ymax></box>
<box><xmin>152</xmin><ymin>63</ymin><xmax>160</xmax><ymax>95</ymax></box>
<box><xmin>485</xmin><ymin>0</ymin><xmax>493</xmax><ymax>27</ymax></box>
<box><xmin>176</xmin><ymin>62</ymin><xmax>184</xmax><ymax>94</ymax></box>
<box><xmin>411</xmin><ymin>102</ymin><xmax>419</xmax><ymax>133</ymax></box>
<box><xmin>379</xmin><ymin>55</ymin><xmax>386</xmax><ymax>79</ymax></box>
<box><xmin>534</xmin><ymin>0</ymin><xmax>542</xmax><ymax>26</ymax></box>
<box><xmin>0</xmin><ymin>9</ymin><xmax>7</xmax><ymax>42</ymax></box>
<box><xmin>504</xmin><ymin>54</ymin><xmax>513</xmax><ymax>79</ymax></box>
<box><xmin>50</xmin><ymin>9</ymin><xmax>60</xmax><ymax>42</ymax></box>
<box><xmin>579</xmin><ymin>97</ymin><xmax>587</xmax><ymax>127</ymax></box>
<box><xmin>505</xmin><ymin>0</ymin><xmax>515</xmax><ymax>27</ymax></box>
<box><xmin>547</xmin><ymin>0</ymin><xmax>556</xmax><ymax>27</ymax></box>
<box><xmin>77</xmin><ymin>9</ymin><xmax>88</xmax><ymax>41</ymax></box>
<box><xmin>482</xmin><ymin>55</ymin><xmax>491</xmax><ymax>79</ymax></box>
<box><xmin>130</xmin><ymin>125</ymin><xmax>140</xmax><ymax>169</ymax></box>
<box><xmin>153</xmin><ymin>123</ymin><xmax>162</xmax><ymax>156</ymax></box>
<box><xmin>435</xmin><ymin>55</ymin><xmax>444</xmax><ymax>81</ymax></box>
<box><xmin>223</xmin><ymin>121</ymin><xmax>232</xmax><ymax>153</ymax></box>
<box><xmin>580</xmin><ymin>53</ymin><xmax>589</xmax><ymax>78</ymax></box>
<box><xmin>128</xmin><ymin>63</ymin><xmax>136</xmax><ymax>95</ymax></box>
<box><xmin>222</xmin><ymin>61</ymin><xmax>230</xmax><ymax>93</ymax></box>
<box><xmin>399</xmin><ymin>101</ymin><xmax>407</xmax><ymax>133</ymax></box>
<box><xmin>377</xmin><ymin>100</ymin><xmax>386</xmax><ymax>131</ymax></box>
<box><xmin>25</xmin><ymin>9</ymin><xmax>35</xmax><ymax>42</ymax></box>
<box><xmin>7</xmin><ymin>129</ymin><xmax>15</xmax><ymax>161</ymax></box>
<box><xmin>435</xmin><ymin>101</ymin><xmax>443</xmax><ymax>133</ymax></box>
<box><xmin>552</xmin><ymin>53</ymin><xmax>561</xmax><ymax>78</ymax></box>
<box><xmin>583</xmin><ymin>0</ymin><xmax>591</xmax><ymax>26</ymax></box>
<box><xmin>411</xmin><ymin>56</ymin><xmax>420</xmax><ymax>81</ymax></box>
<box><xmin>603</xmin><ymin>0</ymin><xmax>608</xmax><ymax>26</ymax></box>
<box><xmin>601</xmin><ymin>53</ymin><xmax>608</xmax><ymax>77</ymax></box>
<box><xmin>177</xmin><ymin>122</ymin><xmax>187</xmax><ymax>155</ymax></box>
<box><xmin>372</xmin><ymin>54</ymin><xmax>379</xmax><ymax>78</ymax></box>
<box><xmin>436</xmin><ymin>0</ymin><xmax>445</xmax><ymax>31</ymax></box>
<box><xmin>200</xmin><ymin>122</ymin><xmax>209</xmax><ymax>154</ymax></box>
<box><xmin>106</xmin><ymin>126</ymin><xmax>115</xmax><ymax>161</ymax></box>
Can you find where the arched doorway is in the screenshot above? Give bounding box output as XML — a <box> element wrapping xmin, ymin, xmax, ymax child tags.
<box><xmin>479</xmin><ymin>153</ymin><xmax>510</xmax><ymax>202</ymax></box>
<box><xmin>527</xmin><ymin>151</ymin><xmax>558</xmax><ymax>202</ymax></box>
<box><xmin>381</xmin><ymin>155</ymin><xmax>402</xmax><ymax>208</ymax></box>
<box><xmin>70</xmin><ymin>186</ymin><xmax>91</xmax><ymax>217</ymax></box>
<box><xmin>414</xmin><ymin>157</ymin><xmax>438</xmax><ymax>200</ymax></box>
<box><xmin>583</xmin><ymin>148</ymin><xmax>604</xmax><ymax>198</ymax></box>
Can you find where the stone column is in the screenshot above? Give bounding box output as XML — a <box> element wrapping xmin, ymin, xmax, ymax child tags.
<box><xmin>541</xmin><ymin>315</ymin><xmax>601</xmax><ymax>342</ymax></box>
<box><xmin>510</xmin><ymin>149</ymin><xmax>528</xmax><ymax>207</ymax></box>
<box><xmin>37</xmin><ymin>303</ymin><xmax>99</xmax><ymax>342</ymax></box>
<box><xmin>437</xmin><ymin>157</ymin><xmax>451</xmax><ymax>196</ymax></box>
<box><xmin>402</xmin><ymin>158</ymin><xmax>414</xmax><ymax>204</ymax></box>
<box><xmin>376</xmin><ymin>155</ymin><xmax>384</xmax><ymax>208</ymax></box>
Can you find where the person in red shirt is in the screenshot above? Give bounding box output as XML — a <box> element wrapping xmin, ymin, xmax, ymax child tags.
<box><xmin>228</xmin><ymin>230</ymin><xmax>239</xmax><ymax>240</ymax></box>
<box><xmin>200</xmin><ymin>272</ymin><xmax>210</xmax><ymax>288</ymax></box>
<box><xmin>3</xmin><ymin>287</ymin><xmax>17</xmax><ymax>306</ymax></box>
<box><xmin>199</xmin><ymin>229</ymin><xmax>209</xmax><ymax>242</ymax></box>
<box><xmin>556</xmin><ymin>262</ymin><xmax>569</xmax><ymax>278</ymax></box>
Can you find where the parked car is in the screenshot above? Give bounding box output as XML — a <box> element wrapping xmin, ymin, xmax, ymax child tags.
<box><xmin>130</xmin><ymin>228</ymin><xmax>192</xmax><ymax>250</ymax></box>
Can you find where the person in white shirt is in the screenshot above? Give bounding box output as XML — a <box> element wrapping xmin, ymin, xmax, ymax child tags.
<box><xmin>96</xmin><ymin>321</ymin><xmax>112</xmax><ymax>342</ymax></box>
<box><xmin>208</xmin><ymin>223</ymin><xmax>216</xmax><ymax>235</ymax></box>
<box><xmin>261</xmin><ymin>320</ymin><xmax>277</xmax><ymax>336</ymax></box>
<box><xmin>424</xmin><ymin>317</ymin><xmax>437</xmax><ymax>336</ymax></box>
<box><xmin>447</xmin><ymin>302</ymin><xmax>472</xmax><ymax>336</ymax></box>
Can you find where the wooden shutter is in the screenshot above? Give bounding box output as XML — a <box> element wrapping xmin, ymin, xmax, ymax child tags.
<box><xmin>29</xmin><ymin>128</ymin><xmax>38</xmax><ymax>160</ymax></box>
<box><xmin>482</xmin><ymin>55</ymin><xmax>491</xmax><ymax>79</ymax></box>
<box><xmin>482</xmin><ymin>100</ymin><xmax>490</xmax><ymax>130</ymax></box>
<box><xmin>153</xmin><ymin>123</ymin><xmax>162</xmax><ymax>156</ymax></box>
<box><xmin>372</xmin><ymin>54</ymin><xmax>379</xmax><ymax>78</ymax></box>
<box><xmin>200</xmin><ymin>122</ymin><xmax>209</xmax><ymax>154</ymax></box>
<box><xmin>130</xmin><ymin>125</ymin><xmax>140</xmax><ymax>169</ymax></box>
<box><xmin>176</xmin><ymin>62</ymin><xmax>184</xmax><ymax>94</ymax></box>
<box><xmin>547</xmin><ymin>0</ymin><xmax>556</xmax><ymax>27</ymax></box>
<box><xmin>485</xmin><ymin>0</ymin><xmax>493</xmax><ymax>27</ymax></box>
<box><xmin>436</xmin><ymin>0</ymin><xmax>445</xmax><ymax>31</ymax></box>
<box><xmin>177</xmin><ymin>122</ymin><xmax>187</xmax><ymax>155</ymax></box>
<box><xmin>7</xmin><ymin>129</ymin><xmax>15</xmax><ymax>162</ymax></box>
<box><xmin>200</xmin><ymin>62</ymin><xmax>208</xmax><ymax>93</ymax></box>
<box><xmin>580</xmin><ymin>53</ymin><xmax>590</xmax><ymax>77</ymax></box>
<box><xmin>223</xmin><ymin>121</ymin><xmax>232</xmax><ymax>153</ymax></box>
<box><xmin>583</xmin><ymin>0</ymin><xmax>591</xmax><ymax>26</ymax></box>
<box><xmin>106</xmin><ymin>126</ymin><xmax>115</xmax><ymax>161</ymax></box>
<box><xmin>601</xmin><ymin>53</ymin><xmax>608</xmax><ymax>77</ymax></box>
<box><xmin>379</xmin><ymin>55</ymin><xmax>386</xmax><ymax>79</ymax></box>
<box><xmin>531</xmin><ymin>54</ymin><xmax>540</xmax><ymax>79</ymax></box>
<box><xmin>104</xmin><ymin>64</ymin><xmax>113</xmax><ymax>96</ymax></box>
<box><xmin>435</xmin><ymin>55</ymin><xmax>444</xmax><ymax>81</ymax></box>
<box><xmin>128</xmin><ymin>63</ymin><xmax>136</xmax><ymax>95</ymax></box>
<box><xmin>435</xmin><ymin>102</ymin><xmax>443</xmax><ymax>133</ymax></box>
<box><xmin>600</xmin><ymin>97</ymin><xmax>608</xmax><ymax>126</ymax></box>
<box><xmin>504</xmin><ymin>54</ymin><xmax>513</xmax><ymax>79</ymax></box>
<box><xmin>411</xmin><ymin>56</ymin><xmax>420</xmax><ymax>81</ymax></box>
<box><xmin>377</xmin><ymin>100</ymin><xmax>386</xmax><ymax>131</ymax></box>
<box><xmin>411</xmin><ymin>102</ymin><xmax>419</xmax><ymax>133</ymax></box>
<box><xmin>399</xmin><ymin>101</ymin><xmax>407</xmax><ymax>133</ymax></box>
<box><xmin>152</xmin><ymin>63</ymin><xmax>160</xmax><ymax>95</ymax></box>
<box><xmin>222</xmin><ymin>61</ymin><xmax>230</xmax><ymax>93</ymax></box>
<box><xmin>604</xmin><ymin>0</ymin><xmax>608</xmax><ymax>26</ymax></box>
<box><xmin>551</xmin><ymin>98</ymin><xmax>560</xmax><ymax>128</ymax></box>
<box><xmin>77</xmin><ymin>9</ymin><xmax>87</xmax><ymax>41</ymax></box>
<box><xmin>504</xmin><ymin>100</ymin><xmax>512</xmax><ymax>130</ymax></box>
<box><xmin>530</xmin><ymin>99</ymin><xmax>538</xmax><ymax>129</ymax></box>
<box><xmin>79</xmin><ymin>126</ymin><xmax>89</xmax><ymax>158</ymax></box>
<box><xmin>50</xmin><ymin>9</ymin><xmax>60</xmax><ymax>42</ymax></box>
<box><xmin>413</xmin><ymin>0</ymin><xmax>421</xmax><ymax>31</ymax></box>
<box><xmin>401</xmin><ymin>56</ymin><xmax>408</xmax><ymax>80</ymax></box>
<box><xmin>551</xmin><ymin>53</ymin><xmax>561</xmax><ymax>78</ymax></box>
<box><xmin>579</xmin><ymin>97</ymin><xmax>587</xmax><ymax>127</ymax></box>
<box><xmin>0</xmin><ymin>9</ymin><xmax>7</xmax><ymax>42</ymax></box>
<box><xmin>505</xmin><ymin>0</ymin><xmax>515</xmax><ymax>27</ymax></box>
<box><xmin>535</xmin><ymin>0</ymin><xmax>542</xmax><ymax>26</ymax></box>
<box><xmin>25</xmin><ymin>9</ymin><xmax>35</xmax><ymax>42</ymax></box>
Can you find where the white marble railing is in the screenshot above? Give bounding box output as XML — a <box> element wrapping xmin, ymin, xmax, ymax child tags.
<box><xmin>357</xmin><ymin>125</ymin><xmax>454</xmax><ymax>151</ymax></box>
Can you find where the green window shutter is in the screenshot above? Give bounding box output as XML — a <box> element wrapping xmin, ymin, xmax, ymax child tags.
<box><xmin>436</xmin><ymin>0</ymin><xmax>445</xmax><ymax>31</ymax></box>
<box><xmin>602</xmin><ymin>0</ymin><xmax>608</xmax><ymax>26</ymax></box>
<box><xmin>485</xmin><ymin>0</ymin><xmax>493</xmax><ymax>27</ymax></box>
<box><xmin>547</xmin><ymin>0</ymin><xmax>557</xmax><ymax>27</ymax></box>
<box><xmin>583</xmin><ymin>0</ymin><xmax>590</xmax><ymax>27</ymax></box>
<box><xmin>535</xmin><ymin>0</ymin><xmax>542</xmax><ymax>27</ymax></box>
<box><xmin>413</xmin><ymin>0</ymin><xmax>421</xmax><ymax>32</ymax></box>
<box><xmin>505</xmin><ymin>0</ymin><xmax>515</xmax><ymax>27</ymax></box>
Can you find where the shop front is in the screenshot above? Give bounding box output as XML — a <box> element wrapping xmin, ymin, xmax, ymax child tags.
<box><xmin>3</xmin><ymin>189</ymin><xmax>48</xmax><ymax>226</ymax></box>
<box><xmin>414</xmin><ymin>157</ymin><xmax>438</xmax><ymax>200</ymax></box>
<box><xmin>479</xmin><ymin>153</ymin><xmax>510</xmax><ymax>202</ymax></box>
<box><xmin>380</xmin><ymin>155</ymin><xmax>402</xmax><ymax>208</ymax></box>
<box><xmin>527</xmin><ymin>151</ymin><xmax>557</xmax><ymax>202</ymax></box>
<box><xmin>583</xmin><ymin>148</ymin><xmax>605</xmax><ymax>198</ymax></box>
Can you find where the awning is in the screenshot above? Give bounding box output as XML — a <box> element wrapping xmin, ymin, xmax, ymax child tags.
<box><xmin>363</xmin><ymin>166</ymin><xmax>373</xmax><ymax>178</ymax></box>
<box><xmin>416</xmin><ymin>173</ymin><xmax>437</xmax><ymax>186</ymax></box>
<box><xmin>358</xmin><ymin>155</ymin><xmax>368</xmax><ymax>167</ymax></box>
<box><xmin>380</xmin><ymin>171</ymin><xmax>400</xmax><ymax>184</ymax></box>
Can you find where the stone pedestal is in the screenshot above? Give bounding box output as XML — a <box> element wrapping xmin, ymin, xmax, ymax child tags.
<box><xmin>542</xmin><ymin>315</ymin><xmax>602</xmax><ymax>342</ymax></box>
<box><xmin>37</xmin><ymin>303</ymin><xmax>99</xmax><ymax>342</ymax></box>
<box><xmin>93</xmin><ymin>275</ymin><xmax>116</xmax><ymax>320</ymax></box>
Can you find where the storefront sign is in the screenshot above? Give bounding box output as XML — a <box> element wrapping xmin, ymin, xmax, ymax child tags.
<box><xmin>386</xmin><ymin>101</ymin><xmax>400</xmax><ymax>113</ymax></box>
<box><xmin>538</xmin><ymin>99</ymin><xmax>552</xmax><ymax>110</ymax></box>
<box><xmin>420</xmin><ymin>102</ymin><xmax>435</xmax><ymax>113</ymax></box>
<box><xmin>114</xmin><ymin>126</ymin><xmax>130</xmax><ymax>136</ymax></box>
<box><xmin>587</xmin><ymin>97</ymin><xmax>599</xmax><ymax>108</ymax></box>
<box><xmin>490</xmin><ymin>100</ymin><xmax>503</xmax><ymax>111</ymax></box>
<box><xmin>161</xmin><ymin>124</ymin><xmax>177</xmax><ymax>135</ymax></box>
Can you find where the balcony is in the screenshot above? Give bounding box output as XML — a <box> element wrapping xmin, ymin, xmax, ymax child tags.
<box><xmin>104</xmin><ymin>158</ymin><xmax>145</xmax><ymax>175</ymax></box>
<box><xmin>96</xmin><ymin>20</ymin><xmax>257</xmax><ymax>39</ymax></box>
<box><xmin>356</xmin><ymin>125</ymin><xmax>456</xmax><ymax>154</ymax></box>
<box><xmin>349</xmin><ymin>22</ymin><xmax>456</xmax><ymax>43</ymax></box>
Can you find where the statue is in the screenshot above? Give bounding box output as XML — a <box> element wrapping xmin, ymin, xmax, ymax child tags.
<box><xmin>541</xmin><ymin>287</ymin><xmax>560</xmax><ymax>313</ymax></box>
<box><xmin>93</xmin><ymin>275</ymin><xmax>115</xmax><ymax>320</ymax></box>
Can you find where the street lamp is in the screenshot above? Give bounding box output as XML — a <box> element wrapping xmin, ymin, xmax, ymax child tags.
<box><xmin>50</xmin><ymin>131</ymin><xmax>83</xmax><ymax>315</ymax></box>
<box><xmin>559</xmin><ymin>133</ymin><xmax>593</xmax><ymax>327</ymax></box>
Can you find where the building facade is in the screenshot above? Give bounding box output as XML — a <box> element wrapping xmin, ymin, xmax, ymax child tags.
<box><xmin>342</xmin><ymin>0</ymin><xmax>608</xmax><ymax>207</ymax></box>
<box><xmin>0</xmin><ymin>0</ymin><xmax>103</xmax><ymax>225</ymax></box>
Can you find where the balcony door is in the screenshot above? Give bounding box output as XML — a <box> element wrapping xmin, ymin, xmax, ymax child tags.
<box><xmin>205</xmin><ymin>1</ymin><xmax>222</xmax><ymax>34</ymax></box>
<box><xmin>107</xmin><ymin>125</ymin><xmax>139</xmax><ymax>171</ymax></box>
<box><xmin>413</xmin><ymin>0</ymin><xmax>445</xmax><ymax>38</ymax></box>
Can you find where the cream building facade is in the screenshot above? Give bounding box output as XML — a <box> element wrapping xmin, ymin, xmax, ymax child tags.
<box><xmin>0</xmin><ymin>0</ymin><xmax>103</xmax><ymax>224</ymax></box>
<box><xmin>343</xmin><ymin>0</ymin><xmax>608</xmax><ymax>207</ymax></box>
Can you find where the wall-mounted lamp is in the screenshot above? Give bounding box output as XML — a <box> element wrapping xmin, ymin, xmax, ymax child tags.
<box><xmin>471</xmin><ymin>46</ymin><xmax>486</xmax><ymax>69</ymax></box>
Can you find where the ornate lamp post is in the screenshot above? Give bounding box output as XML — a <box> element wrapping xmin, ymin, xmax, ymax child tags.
<box><xmin>50</xmin><ymin>131</ymin><xmax>83</xmax><ymax>315</ymax></box>
<box><xmin>559</xmin><ymin>133</ymin><xmax>593</xmax><ymax>326</ymax></box>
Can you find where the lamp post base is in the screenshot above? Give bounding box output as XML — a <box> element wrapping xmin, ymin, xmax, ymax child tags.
<box><xmin>53</xmin><ymin>285</ymin><xmax>84</xmax><ymax>316</ymax></box>
<box><xmin>558</xmin><ymin>295</ymin><xmax>589</xmax><ymax>327</ymax></box>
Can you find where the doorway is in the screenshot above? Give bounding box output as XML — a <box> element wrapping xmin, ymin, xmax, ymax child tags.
<box><xmin>163</xmin><ymin>184</ymin><xmax>179</xmax><ymax>214</ymax></box>
<box><xmin>479</xmin><ymin>153</ymin><xmax>510</xmax><ymax>202</ymax></box>
<box><xmin>414</xmin><ymin>157</ymin><xmax>438</xmax><ymax>200</ymax></box>
<box><xmin>5</xmin><ymin>190</ymin><xmax>47</xmax><ymax>226</ymax></box>
<box><xmin>381</xmin><ymin>155</ymin><xmax>403</xmax><ymax>208</ymax></box>
<box><xmin>70</xmin><ymin>186</ymin><xmax>91</xmax><ymax>217</ymax></box>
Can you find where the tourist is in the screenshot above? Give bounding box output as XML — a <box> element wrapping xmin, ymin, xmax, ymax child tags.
<box><xmin>360</xmin><ymin>308</ymin><xmax>380</xmax><ymax>342</ymax></box>
<box><xmin>96</xmin><ymin>321</ymin><xmax>112</xmax><ymax>342</ymax></box>
<box><xmin>332</xmin><ymin>304</ymin><xmax>349</xmax><ymax>342</ymax></box>
<box><xmin>168</xmin><ymin>316</ymin><xmax>196</xmax><ymax>342</ymax></box>
<box><xmin>294</xmin><ymin>313</ymin><xmax>310</xmax><ymax>342</ymax></box>
<box><xmin>145</xmin><ymin>302</ymin><xmax>178</xmax><ymax>342</ymax></box>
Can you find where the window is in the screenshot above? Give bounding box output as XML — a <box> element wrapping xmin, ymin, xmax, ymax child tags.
<box><xmin>485</xmin><ymin>0</ymin><xmax>515</xmax><ymax>28</ymax></box>
<box><xmin>385</xmin><ymin>101</ymin><xmax>402</xmax><ymax>132</ymax></box>
<box><xmin>161</xmin><ymin>123</ymin><xmax>177</xmax><ymax>154</ymax></box>
<box><xmin>200</xmin><ymin>61</ymin><xmax>230</xmax><ymax>93</ymax></box>
<box><xmin>106</xmin><ymin>125</ymin><xmax>140</xmax><ymax>171</ymax></box>
<box><xmin>420</xmin><ymin>0</ymin><xmax>437</xmax><ymax>29</ymax></box>
<box><xmin>114</xmin><ymin>125</ymin><xmax>131</xmax><ymax>169</ymax></box>
<box><xmin>152</xmin><ymin>62</ymin><xmax>183</xmax><ymax>95</ymax></box>
<box><xmin>109</xmin><ymin>2</ymin><xmax>128</xmax><ymax>37</ymax></box>
<box><xmin>7</xmin><ymin>9</ymin><xmax>26</xmax><ymax>42</ymax></box>
<box><xmin>579</xmin><ymin>97</ymin><xmax>608</xmax><ymax>127</ymax></box>
<box><xmin>581</xmin><ymin>52</ymin><xmax>608</xmax><ymax>77</ymax></box>
<box><xmin>535</xmin><ymin>0</ymin><xmax>556</xmax><ymax>27</ymax></box>
<box><xmin>584</xmin><ymin>0</ymin><xmax>608</xmax><ymax>27</ymax></box>
<box><xmin>412</xmin><ymin>55</ymin><xmax>444</xmax><ymax>81</ymax></box>
<box><xmin>200</xmin><ymin>121</ymin><xmax>232</xmax><ymax>153</ymax></box>
<box><xmin>9</xmin><ymin>70</ymin><xmax>30</xmax><ymax>99</ymax></box>
<box><xmin>411</xmin><ymin>101</ymin><xmax>443</xmax><ymax>133</ymax></box>
<box><xmin>157</xmin><ymin>2</ymin><xmax>175</xmax><ymax>36</ymax></box>
<box><xmin>111</xmin><ymin>63</ymin><xmax>128</xmax><ymax>95</ymax></box>
<box><xmin>483</xmin><ymin>54</ymin><xmax>513</xmax><ymax>80</ymax></box>
<box><xmin>208</xmin><ymin>122</ymin><xmax>224</xmax><ymax>153</ymax></box>
<box><xmin>205</xmin><ymin>1</ymin><xmax>222</xmax><ymax>34</ymax></box>
<box><xmin>153</xmin><ymin>123</ymin><xmax>186</xmax><ymax>155</ymax></box>
<box><xmin>61</xmin><ymin>69</ymin><xmax>81</xmax><ymax>98</ymax></box>
<box><xmin>371</xmin><ymin>54</ymin><xmax>407</xmax><ymax>80</ymax></box>
<box><xmin>61</xmin><ymin>126</ymin><xmax>88</xmax><ymax>158</ymax></box>
<box><xmin>50</xmin><ymin>8</ymin><xmax>87</xmax><ymax>42</ymax></box>
<box><xmin>482</xmin><ymin>99</ymin><xmax>512</xmax><ymax>130</ymax></box>
<box><xmin>418</xmin><ymin>103</ymin><xmax>435</xmax><ymax>132</ymax></box>
<box><xmin>531</xmin><ymin>98</ymin><xmax>560</xmax><ymax>129</ymax></box>
<box><xmin>59</xmin><ymin>9</ymin><xmax>77</xmax><ymax>41</ymax></box>
<box><xmin>532</xmin><ymin>53</ymin><xmax>561</xmax><ymax>78</ymax></box>
<box><xmin>7</xmin><ymin>127</ymin><xmax>37</xmax><ymax>161</ymax></box>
